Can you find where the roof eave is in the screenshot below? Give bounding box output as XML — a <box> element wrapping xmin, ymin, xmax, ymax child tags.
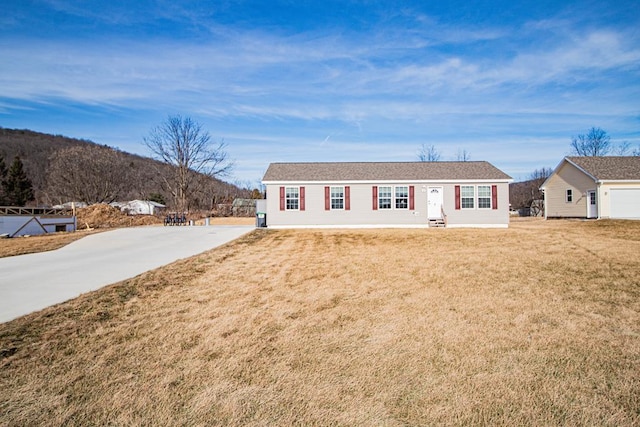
<box><xmin>597</xmin><ymin>179</ymin><xmax>640</xmax><ymax>184</ymax></box>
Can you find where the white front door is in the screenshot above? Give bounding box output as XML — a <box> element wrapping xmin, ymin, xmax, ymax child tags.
<box><xmin>587</xmin><ymin>190</ymin><xmax>597</xmax><ymax>218</ymax></box>
<box><xmin>427</xmin><ymin>187</ymin><xmax>444</xmax><ymax>219</ymax></box>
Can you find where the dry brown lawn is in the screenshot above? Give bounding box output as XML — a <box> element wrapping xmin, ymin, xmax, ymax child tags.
<box><xmin>0</xmin><ymin>217</ymin><xmax>254</xmax><ymax>258</ymax></box>
<box><xmin>1</xmin><ymin>219</ymin><xmax>639</xmax><ymax>426</ymax></box>
<box><xmin>0</xmin><ymin>230</ymin><xmax>99</xmax><ymax>258</ymax></box>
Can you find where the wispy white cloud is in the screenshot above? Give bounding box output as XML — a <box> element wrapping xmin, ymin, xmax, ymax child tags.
<box><xmin>2</xmin><ymin>17</ymin><xmax>638</xmax><ymax>117</ymax></box>
<box><xmin>2</xmin><ymin>3</ymin><xmax>639</xmax><ymax>182</ymax></box>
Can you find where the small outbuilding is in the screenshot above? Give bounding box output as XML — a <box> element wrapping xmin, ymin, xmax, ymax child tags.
<box><xmin>120</xmin><ymin>200</ymin><xmax>166</xmax><ymax>215</ymax></box>
<box><xmin>540</xmin><ymin>156</ymin><xmax>640</xmax><ymax>219</ymax></box>
<box><xmin>0</xmin><ymin>207</ymin><xmax>76</xmax><ymax>237</ymax></box>
<box><xmin>261</xmin><ymin>161</ymin><xmax>512</xmax><ymax>228</ymax></box>
<box><xmin>232</xmin><ymin>198</ymin><xmax>257</xmax><ymax>217</ymax></box>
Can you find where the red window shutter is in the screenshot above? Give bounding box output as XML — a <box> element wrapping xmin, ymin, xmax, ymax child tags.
<box><xmin>300</xmin><ymin>186</ymin><xmax>305</xmax><ymax>211</ymax></box>
<box><xmin>372</xmin><ymin>186</ymin><xmax>378</xmax><ymax>210</ymax></box>
<box><xmin>455</xmin><ymin>185</ymin><xmax>461</xmax><ymax>210</ymax></box>
<box><xmin>324</xmin><ymin>186</ymin><xmax>330</xmax><ymax>210</ymax></box>
<box><xmin>345</xmin><ymin>186</ymin><xmax>351</xmax><ymax>210</ymax></box>
<box><xmin>279</xmin><ymin>186</ymin><xmax>285</xmax><ymax>211</ymax></box>
<box><xmin>492</xmin><ymin>185</ymin><xmax>498</xmax><ymax>210</ymax></box>
<box><xmin>409</xmin><ymin>186</ymin><xmax>415</xmax><ymax>210</ymax></box>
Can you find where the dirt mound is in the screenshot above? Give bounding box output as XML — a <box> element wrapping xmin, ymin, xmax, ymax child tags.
<box><xmin>76</xmin><ymin>204</ymin><xmax>162</xmax><ymax>229</ymax></box>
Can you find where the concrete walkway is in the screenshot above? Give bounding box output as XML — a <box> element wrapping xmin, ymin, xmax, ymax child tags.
<box><xmin>0</xmin><ymin>225</ymin><xmax>254</xmax><ymax>323</ymax></box>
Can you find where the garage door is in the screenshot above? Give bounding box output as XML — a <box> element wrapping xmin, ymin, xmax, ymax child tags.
<box><xmin>610</xmin><ymin>188</ymin><xmax>640</xmax><ymax>219</ymax></box>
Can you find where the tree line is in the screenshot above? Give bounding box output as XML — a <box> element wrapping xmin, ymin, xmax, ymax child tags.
<box><xmin>0</xmin><ymin>120</ymin><xmax>251</xmax><ymax>210</ymax></box>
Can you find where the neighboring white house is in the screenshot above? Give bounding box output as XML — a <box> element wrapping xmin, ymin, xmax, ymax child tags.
<box><xmin>52</xmin><ymin>201</ymin><xmax>88</xmax><ymax>209</ymax></box>
<box><xmin>262</xmin><ymin>161</ymin><xmax>512</xmax><ymax>228</ymax></box>
<box><xmin>540</xmin><ymin>156</ymin><xmax>640</xmax><ymax>219</ymax></box>
<box><xmin>119</xmin><ymin>200</ymin><xmax>166</xmax><ymax>215</ymax></box>
<box><xmin>0</xmin><ymin>207</ymin><xmax>76</xmax><ymax>237</ymax></box>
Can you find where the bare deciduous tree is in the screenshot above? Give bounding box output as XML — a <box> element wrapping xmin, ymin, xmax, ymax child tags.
<box><xmin>417</xmin><ymin>144</ymin><xmax>441</xmax><ymax>162</ymax></box>
<box><xmin>46</xmin><ymin>145</ymin><xmax>131</xmax><ymax>204</ymax></box>
<box><xmin>614</xmin><ymin>141</ymin><xmax>631</xmax><ymax>155</ymax></box>
<box><xmin>509</xmin><ymin>167</ymin><xmax>552</xmax><ymax>216</ymax></box>
<box><xmin>570</xmin><ymin>127</ymin><xmax>612</xmax><ymax>156</ymax></box>
<box><xmin>144</xmin><ymin>116</ymin><xmax>233</xmax><ymax>212</ymax></box>
<box><xmin>528</xmin><ymin>167</ymin><xmax>552</xmax><ymax>216</ymax></box>
<box><xmin>456</xmin><ymin>148</ymin><xmax>471</xmax><ymax>161</ymax></box>
<box><xmin>530</xmin><ymin>167</ymin><xmax>553</xmax><ymax>181</ymax></box>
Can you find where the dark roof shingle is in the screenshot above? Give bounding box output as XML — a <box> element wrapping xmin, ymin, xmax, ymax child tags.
<box><xmin>263</xmin><ymin>161</ymin><xmax>511</xmax><ymax>182</ymax></box>
<box><xmin>567</xmin><ymin>156</ymin><xmax>640</xmax><ymax>180</ymax></box>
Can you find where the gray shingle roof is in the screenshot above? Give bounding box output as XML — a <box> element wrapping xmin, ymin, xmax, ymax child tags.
<box><xmin>567</xmin><ymin>156</ymin><xmax>640</xmax><ymax>180</ymax></box>
<box><xmin>262</xmin><ymin>161</ymin><xmax>512</xmax><ymax>182</ymax></box>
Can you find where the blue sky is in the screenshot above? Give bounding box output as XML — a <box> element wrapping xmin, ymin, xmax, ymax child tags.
<box><xmin>1</xmin><ymin>0</ymin><xmax>639</xmax><ymax>185</ymax></box>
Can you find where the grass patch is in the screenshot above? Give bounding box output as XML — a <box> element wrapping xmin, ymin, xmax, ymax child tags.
<box><xmin>0</xmin><ymin>230</ymin><xmax>99</xmax><ymax>258</ymax></box>
<box><xmin>1</xmin><ymin>221</ymin><xmax>639</xmax><ymax>426</ymax></box>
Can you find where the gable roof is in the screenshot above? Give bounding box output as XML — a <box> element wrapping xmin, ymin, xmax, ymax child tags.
<box><xmin>263</xmin><ymin>161</ymin><xmax>511</xmax><ymax>182</ymax></box>
<box><xmin>566</xmin><ymin>156</ymin><xmax>640</xmax><ymax>181</ymax></box>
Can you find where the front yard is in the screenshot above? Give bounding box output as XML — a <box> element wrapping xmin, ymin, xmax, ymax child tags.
<box><xmin>1</xmin><ymin>219</ymin><xmax>639</xmax><ymax>425</ymax></box>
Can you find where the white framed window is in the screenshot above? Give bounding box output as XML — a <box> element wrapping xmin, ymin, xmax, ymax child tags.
<box><xmin>285</xmin><ymin>187</ymin><xmax>299</xmax><ymax>210</ymax></box>
<box><xmin>566</xmin><ymin>189</ymin><xmax>573</xmax><ymax>203</ymax></box>
<box><xmin>478</xmin><ymin>185</ymin><xmax>491</xmax><ymax>209</ymax></box>
<box><xmin>461</xmin><ymin>186</ymin><xmax>475</xmax><ymax>209</ymax></box>
<box><xmin>331</xmin><ymin>186</ymin><xmax>344</xmax><ymax>210</ymax></box>
<box><xmin>378</xmin><ymin>186</ymin><xmax>392</xmax><ymax>209</ymax></box>
<box><xmin>395</xmin><ymin>186</ymin><xmax>409</xmax><ymax>209</ymax></box>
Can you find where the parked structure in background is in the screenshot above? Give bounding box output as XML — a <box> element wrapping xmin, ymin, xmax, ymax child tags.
<box><xmin>541</xmin><ymin>156</ymin><xmax>640</xmax><ymax>219</ymax></box>
<box><xmin>262</xmin><ymin>161</ymin><xmax>512</xmax><ymax>228</ymax></box>
<box><xmin>231</xmin><ymin>198</ymin><xmax>257</xmax><ymax>217</ymax></box>
<box><xmin>0</xmin><ymin>206</ymin><xmax>76</xmax><ymax>237</ymax></box>
<box><xmin>118</xmin><ymin>200</ymin><xmax>166</xmax><ymax>215</ymax></box>
<box><xmin>52</xmin><ymin>201</ymin><xmax>88</xmax><ymax>209</ymax></box>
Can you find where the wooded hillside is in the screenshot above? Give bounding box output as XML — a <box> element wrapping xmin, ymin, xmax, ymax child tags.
<box><xmin>0</xmin><ymin>128</ymin><xmax>249</xmax><ymax>209</ymax></box>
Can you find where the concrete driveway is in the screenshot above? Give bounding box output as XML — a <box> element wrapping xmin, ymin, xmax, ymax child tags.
<box><xmin>0</xmin><ymin>225</ymin><xmax>254</xmax><ymax>323</ymax></box>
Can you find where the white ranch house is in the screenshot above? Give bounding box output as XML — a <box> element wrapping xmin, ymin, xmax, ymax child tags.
<box><xmin>541</xmin><ymin>156</ymin><xmax>640</xmax><ymax>220</ymax></box>
<box><xmin>262</xmin><ymin>161</ymin><xmax>512</xmax><ymax>228</ymax></box>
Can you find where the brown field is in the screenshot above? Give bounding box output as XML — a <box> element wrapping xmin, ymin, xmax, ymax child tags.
<box><xmin>0</xmin><ymin>230</ymin><xmax>100</xmax><ymax>258</ymax></box>
<box><xmin>1</xmin><ymin>219</ymin><xmax>639</xmax><ymax>426</ymax></box>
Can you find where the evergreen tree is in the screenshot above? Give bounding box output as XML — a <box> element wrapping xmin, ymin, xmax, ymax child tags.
<box><xmin>148</xmin><ymin>192</ymin><xmax>167</xmax><ymax>205</ymax></box>
<box><xmin>0</xmin><ymin>154</ymin><xmax>7</xmax><ymax>205</ymax></box>
<box><xmin>4</xmin><ymin>156</ymin><xmax>34</xmax><ymax>206</ymax></box>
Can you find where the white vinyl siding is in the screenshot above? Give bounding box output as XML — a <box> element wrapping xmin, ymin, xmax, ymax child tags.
<box><xmin>541</xmin><ymin>161</ymin><xmax>597</xmax><ymax>218</ymax></box>
<box><xmin>265</xmin><ymin>182</ymin><xmax>510</xmax><ymax>228</ymax></box>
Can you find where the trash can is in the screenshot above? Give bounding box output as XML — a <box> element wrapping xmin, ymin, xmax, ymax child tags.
<box><xmin>256</xmin><ymin>212</ymin><xmax>266</xmax><ymax>228</ymax></box>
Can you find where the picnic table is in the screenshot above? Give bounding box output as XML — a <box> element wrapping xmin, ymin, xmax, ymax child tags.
<box><xmin>163</xmin><ymin>212</ymin><xmax>187</xmax><ymax>226</ymax></box>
